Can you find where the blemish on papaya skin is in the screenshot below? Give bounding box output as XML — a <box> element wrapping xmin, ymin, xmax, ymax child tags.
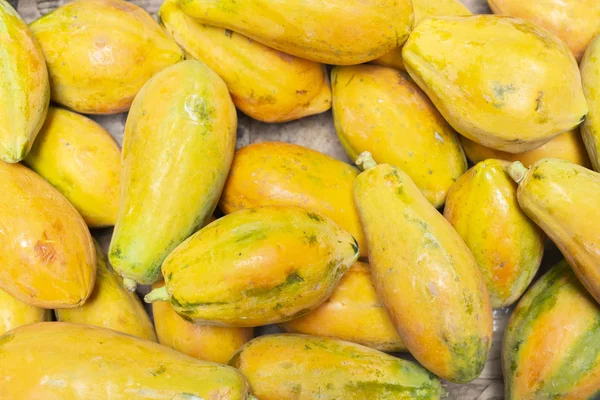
<box><xmin>535</xmin><ymin>91</ymin><xmax>544</xmax><ymax>112</ymax></box>
<box><xmin>34</xmin><ymin>239</ymin><xmax>57</xmax><ymax>264</ymax></box>
<box><xmin>345</xmin><ymin>74</ymin><xmax>356</xmax><ymax>87</ymax></box>
<box><xmin>149</xmin><ymin>365</ymin><xmax>166</xmax><ymax>376</ymax></box>
<box><xmin>306</xmin><ymin>212</ymin><xmax>324</xmax><ymax>222</ymax></box>
<box><xmin>350</xmin><ymin>237</ymin><xmax>359</xmax><ymax>255</ymax></box>
<box><xmin>0</xmin><ymin>333</ymin><xmax>14</xmax><ymax>346</ymax></box>
<box><xmin>532</xmin><ymin>172</ymin><xmax>544</xmax><ymax>180</ymax></box>
<box><xmin>224</xmin><ymin>29</ymin><xmax>233</xmax><ymax>38</ymax></box>
<box><xmin>296</xmin><ymin>90</ymin><xmax>307</xmax><ymax>95</ymax></box>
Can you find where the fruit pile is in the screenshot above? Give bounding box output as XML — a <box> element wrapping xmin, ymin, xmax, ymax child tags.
<box><xmin>0</xmin><ymin>0</ymin><xmax>599</xmax><ymax>398</ymax></box>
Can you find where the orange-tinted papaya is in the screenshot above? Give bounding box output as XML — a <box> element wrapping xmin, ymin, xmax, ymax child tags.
<box><xmin>0</xmin><ymin>288</ymin><xmax>50</xmax><ymax>336</ymax></box>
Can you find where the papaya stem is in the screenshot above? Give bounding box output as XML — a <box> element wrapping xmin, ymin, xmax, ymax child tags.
<box><xmin>507</xmin><ymin>161</ymin><xmax>528</xmax><ymax>185</ymax></box>
<box><xmin>355</xmin><ymin>151</ymin><xmax>377</xmax><ymax>171</ymax></box>
<box><xmin>123</xmin><ymin>277</ymin><xmax>137</xmax><ymax>292</ymax></box>
<box><xmin>144</xmin><ymin>286</ymin><xmax>169</xmax><ymax>303</ymax></box>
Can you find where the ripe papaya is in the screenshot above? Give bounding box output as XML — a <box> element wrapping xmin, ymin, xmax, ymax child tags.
<box><xmin>0</xmin><ymin>162</ymin><xmax>96</xmax><ymax>309</ymax></box>
<box><xmin>0</xmin><ymin>289</ymin><xmax>50</xmax><ymax>336</ymax></box>
<box><xmin>332</xmin><ymin>65</ymin><xmax>467</xmax><ymax>208</ymax></box>
<box><xmin>581</xmin><ymin>35</ymin><xmax>600</xmax><ymax>172</ymax></box>
<box><xmin>145</xmin><ymin>206</ymin><xmax>359</xmax><ymax>327</ymax></box>
<box><xmin>403</xmin><ymin>16</ymin><xmax>588</xmax><ymax>153</ymax></box>
<box><xmin>109</xmin><ymin>60</ymin><xmax>236</xmax><ymax>288</ymax></box>
<box><xmin>353</xmin><ymin>152</ymin><xmax>492</xmax><ymax>383</ymax></box>
<box><xmin>29</xmin><ymin>0</ymin><xmax>183</xmax><ymax>114</ymax></box>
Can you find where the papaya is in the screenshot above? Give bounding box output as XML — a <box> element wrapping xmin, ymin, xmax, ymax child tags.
<box><xmin>159</xmin><ymin>0</ymin><xmax>330</xmax><ymax>123</ymax></box>
<box><xmin>29</xmin><ymin>0</ymin><xmax>183</xmax><ymax>114</ymax></box>
<box><xmin>581</xmin><ymin>35</ymin><xmax>600</xmax><ymax>172</ymax></box>
<box><xmin>0</xmin><ymin>322</ymin><xmax>255</xmax><ymax>399</ymax></box>
<box><xmin>353</xmin><ymin>152</ymin><xmax>492</xmax><ymax>383</ymax></box>
<box><xmin>444</xmin><ymin>159</ymin><xmax>544</xmax><ymax>308</ymax></box>
<box><xmin>56</xmin><ymin>242</ymin><xmax>156</xmax><ymax>342</ymax></box>
<box><xmin>503</xmin><ymin>261</ymin><xmax>600</xmax><ymax>399</ymax></box>
<box><xmin>145</xmin><ymin>206</ymin><xmax>359</xmax><ymax>327</ymax></box>
<box><xmin>0</xmin><ymin>162</ymin><xmax>96</xmax><ymax>309</ymax></box>
<box><xmin>507</xmin><ymin>159</ymin><xmax>600</xmax><ymax>304</ymax></box>
<box><xmin>176</xmin><ymin>0</ymin><xmax>413</xmax><ymax>65</ymax></box>
<box><xmin>280</xmin><ymin>261</ymin><xmax>405</xmax><ymax>352</ymax></box>
<box><xmin>23</xmin><ymin>107</ymin><xmax>121</xmax><ymax>228</ymax></box>
<box><xmin>0</xmin><ymin>289</ymin><xmax>50</xmax><ymax>336</ymax></box>
<box><xmin>489</xmin><ymin>0</ymin><xmax>600</xmax><ymax>62</ymax></box>
<box><xmin>109</xmin><ymin>60</ymin><xmax>236</xmax><ymax>288</ymax></box>
<box><xmin>403</xmin><ymin>15</ymin><xmax>588</xmax><ymax>153</ymax></box>
<box><xmin>332</xmin><ymin>65</ymin><xmax>467</xmax><ymax>208</ymax></box>
<box><xmin>230</xmin><ymin>334</ymin><xmax>443</xmax><ymax>400</ymax></box>
<box><xmin>372</xmin><ymin>0</ymin><xmax>471</xmax><ymax>71</ymax></box>
<box><xmin>0</xmin><ymin>0</ymin><xmax>49</xmax><ymax>163</ymax></box>
<box><xmin>219</xmin><ymin>142</ymin><xmax>366</xmax><ymax>257</ymax></box>
<box><xmin>460</xmin><ymin>129</ymin><xmax>591</xmax><ymax>168</ymax></box>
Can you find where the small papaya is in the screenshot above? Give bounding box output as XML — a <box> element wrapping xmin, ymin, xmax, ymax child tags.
<box><xmin>0</xmin><ymin>289</ymin><xmax>50</xmax><ymax>336</ymax></box>
<box><xmin>145</xmin><ymin>206</ymin><xmax>359</xmax><ymax>327</ymax></box>
<box><xmin>581</xmin><ymin>35</ymin><xmax>600</xmax><ymax>172</ymax></box>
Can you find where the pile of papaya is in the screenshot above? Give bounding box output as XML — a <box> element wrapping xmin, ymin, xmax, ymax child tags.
<box><xmin>1</xmin><ymin>0</ymin><xmax>600</xmax><ymax>398</ymax></box>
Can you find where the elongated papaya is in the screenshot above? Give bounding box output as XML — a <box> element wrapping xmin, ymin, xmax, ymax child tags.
<box><xmin>354</xmin><ymin>152</ymin><xmax>492</xmax><ymax>383</ymax></box>
<box><xmin>581</xmin><ymin>35</ymin><xmax>600</xmax><ymax>172</ymax></box>
<box><xmin>220</xmin><ymin>142</ymin><xmax>366</xmax><ymax>257</ymax></box>
<box><xmin>280</xmin><ymin>261</ymin><xmax>405</xmax><ymax>352</ymax></box>
<box><xmin>460</xmin><ymin>129</ymin><xmax>591</xmax><ymax>168</ymax></box>
<box><xmin>29</xmin><ymin>0</ymin><xmax>183</xmax><ymax>114</ymax></box>
<box><xmin>403</xmin><ymin>16</ymin><xmax>588</xmax><ymax>153</ymax></box>
<box><xmin>230</xmin><ymin>334</ymin><xmax>443</xmax><ymax>399</ymax></box>
<box><xmin>508</xmin><ymin>159</ymin><xmax>600</xmax><ymax>304</ymax></box>
<box><xmin>444</xmin><ymin>160</ymin><xmax>544</xmax><ymax>308</ymax></box>
<box><xmin>56</xmin><ymin>242</ymin><xmax>156</xmax><ymax>342</ymax></box>
<box><xmin>332</xmin><ymin>65</ymin><xmax>467</xmax><ymax>208</ymax></box>
<box><xmin>176</xmin><ymin>0</ymin><xmax>413</xmax><ymax>65</ymax></box>
<box><xmin>145</xmin><ymin>206</ymin><xmax>359</xmax><ymax>327</ymax></box>
<box><xmin>503</xmin><ymin>261</ymin><xmax>600</xmax><ymax>399</ymax></box>
<box><xmin>0</xmin><ymin>289</ymin><xmax>50</xmax><ymax>336</ymax></box>
<box><xmin>0</xmin><ymin>0</ymin><xmax>49</xmax><ymax>163</ymax></box>
<box><xmin>23</xmin><ymin>107</ymin><xmax>121</xmax><ymax>228</ymax></box>
<box><xmin>109</xmin><ymin>60</ymin><xmax>237</xmax><ymax>288</ymax></box>
<box><xmin>0</xmin><ymin>322</ymin><xmax>255</xmax><ymax>399</ymax></box>
<box><xmin>0</xmin><ymin>162</ymin><xmax>96</xmax><ymax>308</ymax></box>
<box><xmin>159</xmin><ymin>0</ymin><xmax>330</xmax><ymax>123</ymax></box>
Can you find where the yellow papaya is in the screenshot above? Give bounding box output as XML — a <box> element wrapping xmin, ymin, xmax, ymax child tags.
<box><xmin>353</xmin><ymin>152</ymin><xmax>492</xmax><ymax>383</ymax></box>
<box><xmin>581</xmin><ymin>35</ymin><xmax>600</xmax><ymax>172</ymax></box>
<box><xmin>332</xmin><ymin>65</ymin><xmax>467</xmax><ymax>208</ymax></box>
<box><xmin>372</xmin><ymin>0</ymin><xmax>471</xmax><ymax>71</ymax></box>
<box><xmin>460</xmin><ymin>129</ymin><xmax>591</xmax><ymax>168</ymax></box>
<box><xmin>508</xmin><ymin>159</ymin><xmax>600</xmax><ymax>304</ymax></box>
<box><xmin>219</xmin><ymin>142</ymin><xmax>366</xmax><ymax>257</ymax></box>
<box><xmin>444</xmin><ymin>160</ymin><xmax>545</xmax><ymax>308</ymax></box>
<box><xmin>489</xmin><ymin>0</ymin><xmax>600</xmax><ymax>62</ymax></box>
<box><xmin>109</xmin><ymin>60</ymin><xmax>236</xmax><ymax>288</ymax></box>
<box><xmin>503</xmin><ymin>261</ymin><xmax>600</xmax><ymax>400</ymax></box>
<box><xmin>230</xmin><ymin>334</ymin><xmax>443</xmax><ymax>399</ymax></box>
<box><xmin>176</xmin><ymin>0</ymin><xmax>413</xmax><ymax>65</ymax></box>
<box><xmin>56</xmin><ymin>242</ymin><xmax>156</xmax><ymax>342</ymax></box>
<box><xmin>0</xmin><ymin>322</ymin><xmax>255</xmax><ymax>399</ymax></box>
<box><xmin>29</xmin><ymin>0</ymin><xmax>183</xmax><ymax>114</ymax></box>
<box><xmin>159</xmin><ymin>0</ymin><xmax>330</xmax><ymax>123</ymax></box>
<box><xmin>23</xmin><ymin>107</ymin><xmax>120</xmax><ymax>228</ymax></box>
<box><xmin>403</xmin><ymin>16</ymin><xmax>588</xmax><ymax>153</ymax></box>
<box><xmin>0</xmin><ymin>162</ymin><xmax>96</xmax><ymax>309</ymax></box>
<box><xmin>280</xmin><ymin>261</ymin><xmax>405</xmax><ymax>352</ymax></box>
<box><xmin>0</xmin><ymin>0</ymin><xmax>49</xmax><ymax>163</ymax></box>
<box><xmin>0</xmin><ymin>289</ymin><xmax>50</xmax><ymax>336</ymax></box>
<box><xmin>145</xmin><ymin>206</ymin><xmax>359</xmax><ymax>327</ymax></box>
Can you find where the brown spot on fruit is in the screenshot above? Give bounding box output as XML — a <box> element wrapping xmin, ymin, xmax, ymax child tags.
<box><xmin>34</xmin><ymin>240</ymin><xmax>57</xmax><ymax>264</ymax></box>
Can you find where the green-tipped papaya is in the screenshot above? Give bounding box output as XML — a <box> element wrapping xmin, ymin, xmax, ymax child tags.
<box><xmin>581</xmin><ymin>35</ymin><xmax>600</xmax><ymax>172</ymax></box>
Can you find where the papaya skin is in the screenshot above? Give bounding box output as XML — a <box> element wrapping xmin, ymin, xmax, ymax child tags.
<box><xmin>0</xmin><ymin>288</ymin><xmax>50</xmax><ymax>336</ymax></box>
<box><xmin>230</xmin><ymin>334</ymin><xmax>444</xmax><ymax>400</ymax></box>
<box><xmin>56</xmin><ymin>242</ymin><xmax>156</xmax><ymax>342</ymax></box>
<box><xmin>176</xmin><ymin>0</ymin><xmax>413</xmax><ymax>65</ymax></box>
<box><xmin>109</xmin><ymin>60</ymin><xmax>237</xmax><ymax>287</ymax></box>
<box><xmin>219</xmin><ymin>142</ymin><xmax>366</xmax><ymax>257</ymax></box>
<box><xmin>0</xmin><ymin>322</ymin><xmax>255</xmax><ymax>399</ymax></box>
<box><xmin>332</xmin><ymin>65</ymin><xmax>467</xmax><ymax>208</ymax></box>
<box><xmin>23</xmin><ymin>107</ymin><xmax>121</xmax><ymax>228</ymax></box>
<box><xmin>0</xmin><ymin>0</ymin><xmax>49</xmax><ymax>163</ymax></box>
<box><xmin>403</xmin><ymin>15</ymin><xmax>588</xmax><ymax>153</ymax></box>
<box><xmin>444</xmin><ymin>159</ymin><xmax>544</xmax><ymax>308</ymax></box>
<box><xmin>581</xmin><ymin>35</ymin><xmax>600</xmax><ymax>172</ymax></box>
<box><xmin>280</xmin><ymin>261</ymin><xmax>406</xmax><ymax>352</ymax></box>
<box><xmin>507</xmin><ymin>159</ymin><xmax>600</xmax><ymax>305</ymax></box>
<box><xmin>354</xmin><ymin>152</ymin><xmax>492</xmax><ymax>383</ymax></box>
<box><xmin>29</xmin><ymin>0</ymin><xmax>184</xmax><ymax>114</ymax></box>
<box><xmin>460</xmin><ymin>129</ymin><xmax>592</xmax><ymax>168</ymax></box>
<box><xmin>0</xmin><ymin>163</ymin><xmax>96</xmax><ymax>309</ymax></box>
<box><xmin>146</xmin><ymin>206</ymin><xmax>359</xmax><ymax>327</ymax></box>
<box><xmin>159</xmin><ymin>0</ymin><xmax>330</xmax><ymax>123</ymax></box>
<box><xmin>503</xmin><ymin>261</ymin><xmax>600</xmax><ymax>400</ymax></box>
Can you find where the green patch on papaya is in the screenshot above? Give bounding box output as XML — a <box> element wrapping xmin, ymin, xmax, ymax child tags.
<box><xmin>306</xmin><ymin>212</ymin><xmax>324</xmax><ymax>222</ymax></box>
<box><xmin>532</xmin><ymin>172</ymin><xmax>545</xmax><ymax>180</ymax></box>
<box><xmin>344</xmin><ymin>381</ymin><xmax>437</xmax><ymax>398</ymax></box>
<box><xmin>350</xmin><ymin>237</ymin><xmax>359</xmax><ymax>255</ymax></box>
<box><xmin>304</xmin><ymin>232</ymin><xmax>318</xmax><ymax>245</ymax></box>
<box><xmin>448</xmin><ymin>335</ymin><xmax>489</xmax><ymax>383</ymax></box>
<box><xmin>149</xmin><ymin>365</ymin><xmax>166</xmax><ymax>376</ymax></box>
<box><xmin>171</xmin><ymin>296</ymin><xmax>227</xmax><ymax>310</ymax></box>
<box><xmin>244</xmin><ymin>271</ymin><xmax>305</xmax><ymax>297</ymax></box>
<box><xmin>234</xmin><ymin>229</ymin><xmax>267</xmax><ymax>243</ymax></box>
<box><xmin>0</xmin><ymin>332</ymin><xmax>14</xmax><ymax>347</ymax></box>
<box><xmin>287</xmin><ymin>308</ymin><xmax>312</xmax><ymax>320</ymax></box>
